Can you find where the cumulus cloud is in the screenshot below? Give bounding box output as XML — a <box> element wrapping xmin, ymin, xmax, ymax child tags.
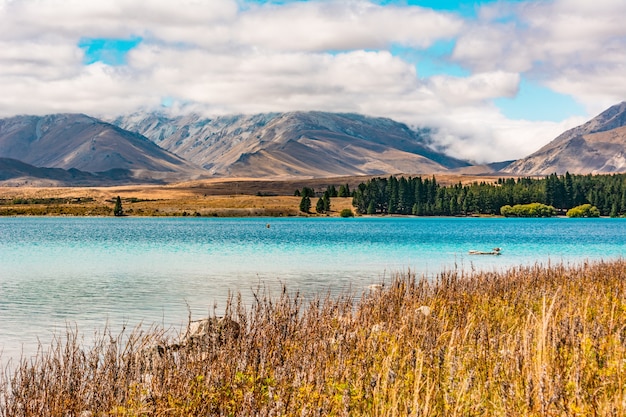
<box><xmin>0</xmin><ymin>0</ymin><xmax>624</xmax><ymax>162</ymax></box>
<box><xmin>453</xmin><ymin>0</ymin><xmax>626</xmax><ymax>104</ymax></box>
<box><xmin>1</xmin><ymin>0</ymin><xmax>238</xmax><ymax>40</ymax></box>
<box><xmin>126</xmin><ymin>45</ymin><xmax>422</xmax><ymax>115</ymax></box>
<box><xmin>236</xmin><ymin>1</ymin><xmax>463</xmax><ymax>51</ymax></box>
<box><xmin>423</xmin><ymin>109</ymin><xmax>586</xmax><ymax>163</ymax></box>
<box><xmin>426</xmin><ymin>71</ymin><xmax>520</xmax><ymax>106</ymax></box>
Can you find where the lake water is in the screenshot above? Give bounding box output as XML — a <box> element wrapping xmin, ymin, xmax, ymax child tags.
<box><xmin>1</xmin><ymin>216</ymin><xmax>625</xmax><ymax>364</ymax></box>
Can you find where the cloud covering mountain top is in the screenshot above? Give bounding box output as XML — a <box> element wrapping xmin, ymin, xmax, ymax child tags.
<box><xmin>0</xmin><ymin>0</ymin><xmax>624</xmax><ymax>163</ymax></box>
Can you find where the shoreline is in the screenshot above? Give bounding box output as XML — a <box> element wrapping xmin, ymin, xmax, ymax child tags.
<box><xmin>3</xmin><ymin>258</ymin><xmax>626</xmax><ymax>415</ymax></box>
<box><xmin>0</xmin><ymin>173</ymin><xmax>518</xmax><ymax>218</ymax></box>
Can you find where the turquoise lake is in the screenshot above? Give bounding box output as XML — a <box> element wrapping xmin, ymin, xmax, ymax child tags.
<box><xmin>1</xmin><ymin>216</ymin><xmax>625</xmax><ymax>363</ymax></box>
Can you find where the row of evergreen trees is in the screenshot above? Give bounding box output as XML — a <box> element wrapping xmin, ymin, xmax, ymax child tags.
<box><xmin>296</xmin><ymin>185</ymin><xmax>351</xmax><ymax>214</ymax></box>
<box><xmin>351</xmin><ymin>173</ymin><xmax>626</xmax><ymax>217</ymax></box>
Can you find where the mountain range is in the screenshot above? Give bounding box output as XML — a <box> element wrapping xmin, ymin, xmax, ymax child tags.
<box><xmin>0</xmin><ymin>102</ymin><xmax>625</xmax><ymax>185</ymax></box>
<box><xmin>112</xmin><ymin>111</ymin><xmax>469</xmax><ymax>178</ymax></box>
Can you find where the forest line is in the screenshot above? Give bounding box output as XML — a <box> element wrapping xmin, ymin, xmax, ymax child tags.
<box><xmin>349</xmin><ymin>173</ymin><xmax>626</xmax><ymax>217</ymax></box>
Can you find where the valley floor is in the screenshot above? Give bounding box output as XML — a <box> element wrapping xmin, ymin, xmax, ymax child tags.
<box><xmin>0</xmin><ymin>174</ymin><xmax>503</xmax><ymax>217</ymax></box>
<box><xmin>0</xmin><ymin>178</ymin><xmax>354</xmax><ymax>217</ymax></box>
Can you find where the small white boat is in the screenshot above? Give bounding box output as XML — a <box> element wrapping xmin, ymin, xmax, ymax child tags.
<box><xmin>469</xmin><ymin>247</ymin><xmax>502</xmax><ymax>255</ymax></box>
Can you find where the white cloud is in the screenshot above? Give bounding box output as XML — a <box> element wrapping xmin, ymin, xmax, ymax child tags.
<box><xmin>0</xmin><ymin>0</ymin><xmax>624</xmax><ymax>162</ymax></box>
<box><xmin>0</xmin><ymin>39</ymin><xmax>83</xmax><ymax>80</ymax></box>
<box><xmin>1</xmin><ymin>0</ymin><xmax>238</xmax><ymax>40</ymax></box>
<box><xmin>453</xmin><ymin>0</ymin><xmax>626</xmax><ymax>103</ymax></box>
<box><xmin>426</xmin><ymin>71</ymin><xmax>519</xmax><ymax>106</ymax></box>
<box><xmin>235</xmin><ymin>1</ymin><xmax>463</xmax><ymax>51</ymax></box>
<box><xmin>127</xmin><ymin>46</ymin><xmax>421</xmax><ymax>114</ymax></box>
<box><xmin>423</xmin><ymin>109</ymin><xmax>586</xmax><ymax>163</ymax></box>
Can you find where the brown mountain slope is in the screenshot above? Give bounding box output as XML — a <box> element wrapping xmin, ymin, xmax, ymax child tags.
<box><xmin>113</xmin><ymin>111</ymin><xmax>470</xmax><ymax>178</ymax></box>
<box><xmin>503</xmin><ymin>102</ymin><xmax>626</xmax><ymax>175</ymax></box>
<box><xmin>0</xmin><ymin>114</ymin><xmax>201</xmax><ymax>180</ymax></box>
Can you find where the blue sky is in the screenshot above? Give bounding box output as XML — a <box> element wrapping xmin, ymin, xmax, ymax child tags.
<box><xmin>79</xmin><ymin>37</ymin><xmax>143</xmax><ymax>66</ymax></box>
<box><xmin>2</xmin><ymin>0</ymin><xmax>624</xmax><ymax>162</ymax></box>
<box><xmin>376</xmin><ymin>0</ymin><xmax>484</xmax><ymax>16</ymax></box>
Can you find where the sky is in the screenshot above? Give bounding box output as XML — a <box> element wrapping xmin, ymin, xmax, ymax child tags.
<box><xmin>0</xmin><ymin>0</ymin><xmax>625</xmax><ymax>163</ymax></box>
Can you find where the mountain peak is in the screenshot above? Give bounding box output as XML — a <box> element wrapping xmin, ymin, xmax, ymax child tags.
<box><xmin>585</xmin><ymin>101</ymin><xmax>626</xmax><ymax>134</ymax></box>
<box><xmin>503</xmin><ymin>101</ymin><xmax>626</xmax><ymax>175</ymax></box>
<box><xmin>0</xmin><ymin>113</ymin><xmax>199</xmax><ymax>178</ymax></box>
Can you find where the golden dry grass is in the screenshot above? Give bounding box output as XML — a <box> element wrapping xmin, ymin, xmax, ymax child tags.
<box><xmin>3</xmin><ymin>259</ymin><xmax>626</xmax><ymax>416</ymax></box>
<box><xmin>0</xmin><ymin>179</ymin><xmax>355</xmax><ymax>217</ymax></box>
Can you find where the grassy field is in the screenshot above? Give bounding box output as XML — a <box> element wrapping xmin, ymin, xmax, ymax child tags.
<box><xmin>3</xmin><ymin>259</ymin><xmax>626</xmax><ymax>416</ymax></box>
<box><xmin>0</xmin><ymin>174</ymin><xmax>507</xmax><ymax>217</ymax></box>
<box><xmin>0</xmin><ymin>178</ymin><xmax>356</xmax><ymax>217</ymax></box>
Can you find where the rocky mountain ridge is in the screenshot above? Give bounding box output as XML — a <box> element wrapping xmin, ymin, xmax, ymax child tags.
<box><xmin>112</xmin><ymin>111</ymin><xmax>469</xmax><ymax>178</ymax></box>
<box><xmin>503</xmin><ymin>102</ymin><xmax>626</xmax><ymax>175</ymax></box>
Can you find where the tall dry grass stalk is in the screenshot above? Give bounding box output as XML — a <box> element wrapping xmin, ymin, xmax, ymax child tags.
<box><xmin>3</xmin><ymin>260</ymin><xmax>626</xmax><ymax>416</ymax></box>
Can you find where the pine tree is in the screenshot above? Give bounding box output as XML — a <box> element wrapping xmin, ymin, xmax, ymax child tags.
<box><xmin>113</xmin><ymin>196</ymin><xmax>124</xmax><ymax>217</ymax></box>
<box><xmin>323</xmin><ymin>191</ymin><xmax>331</xmax><ymax>212</ymax></box>
<box><xmin>564</xmin><ymin>172</ymin><xmax>574</xmax><ymax>207</ymax></box>
<box><xmin>299</xmin><ymin>196</ymin><xmax>311</xmax><ymax>213</ymax></box>
<box><xmin>301</xmin><ymin>187</ymin><xmax>315</xmax><ymax>198</ymax></box>
<box><xmin>316</xmin><ymin>198</ymin><xmax>325</xmax><ymax>214</ymax></box>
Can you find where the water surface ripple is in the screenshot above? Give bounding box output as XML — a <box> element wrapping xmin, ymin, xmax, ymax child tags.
<box><xmin>1</xmin><ymin>216</ymin><xmax>624</xmax><ymax>362</ymax></box>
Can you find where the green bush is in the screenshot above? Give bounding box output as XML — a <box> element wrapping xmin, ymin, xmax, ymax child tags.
<box><xmin>500</xmin><ymin>202</ymin><xmax>557</xmax><ymax>217</ymax></box>
<box><xmin>566</xmin><ymin>204</ymin><xmax>601</xmax><ymax>218</ymax></box>
<box><xmin>339</xmin><ymin>208</ymin><xmax>354</xmax><ymax>218</ymax></box>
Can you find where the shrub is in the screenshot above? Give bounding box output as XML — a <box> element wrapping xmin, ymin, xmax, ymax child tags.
<box><xmin>566</xmin><ymin>203</ymin><xmax>601</xmax><ymax>218</ymax></box>
<box><xmin>501</xmin><ymin>202</ymin><xmax>556</xmax><ymax>217</ymax></box>
<box><xmin>339</xmin><ymin>208</ymin><xmax>354</xmax><ymax>218</ymax></box>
